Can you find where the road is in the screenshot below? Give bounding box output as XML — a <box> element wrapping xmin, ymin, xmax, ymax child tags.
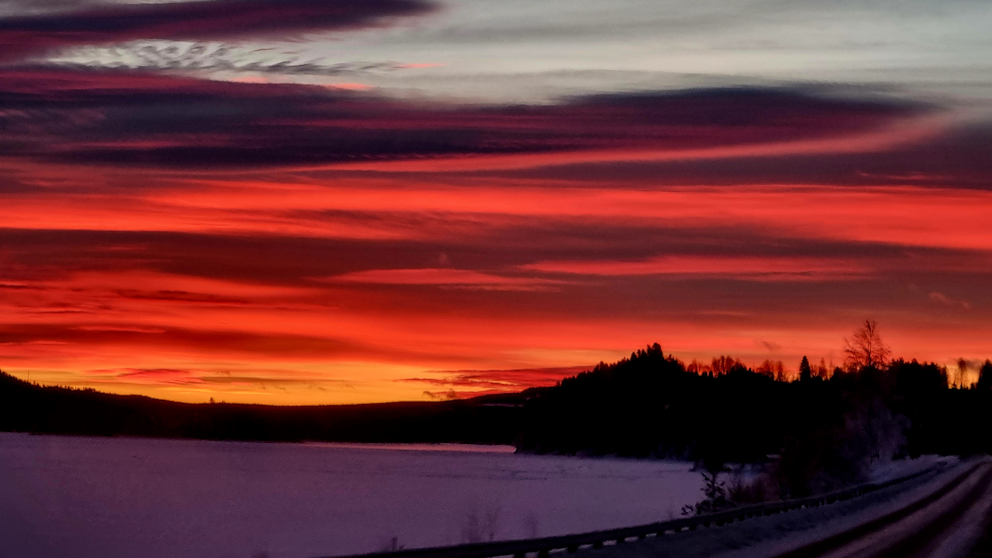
<box><xmin>590</xmin><ymin>459</ymin><xmax>992</xmax><ymax>558</ymax></box>
<box><xmin>770</xmin><ymin>461</ymin><xmax>992</xmax><ymax>558</ymax></box>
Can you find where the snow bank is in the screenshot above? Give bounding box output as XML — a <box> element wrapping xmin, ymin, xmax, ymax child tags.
<box><xmin>867</xmin><ymin>454</ymin><xmax>957</xmax><ymax>483</ymax></box>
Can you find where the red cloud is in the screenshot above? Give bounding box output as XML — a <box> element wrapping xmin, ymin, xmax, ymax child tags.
<box><xmin>330</xmin><ymin>268</ymin><xmax>565</xmax><ymax>291</ymax></box>
<box><xmin>86</xmin><ymin>367</ymin><xmax>205</xmax><ymax>386</ymax></box>
<box><xmin>520</xmin><ymin>255</ymin><xmax>870</xmax><ymax>281</ymax></box>
<box><xmin>401</xmin><ymin>366</ymin><xmax>593</xmax><ymax>395</ymax></box>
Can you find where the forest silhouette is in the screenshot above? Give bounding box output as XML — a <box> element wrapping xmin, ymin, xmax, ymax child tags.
<box><xmin>3</xmin><ymin>322</ymin><xmax>991</xmax><ymax>499</ymax></box>
<box><xmin>516</xmin><ymin>340</ymin><xmax>991</xmax><ymax>498</ymax></box>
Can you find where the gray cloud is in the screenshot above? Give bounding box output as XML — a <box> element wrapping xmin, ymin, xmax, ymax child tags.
<box><xmin>56</xmin><ymin>41</ymin><xmax>424</xmax><ymax>77</ymax></box>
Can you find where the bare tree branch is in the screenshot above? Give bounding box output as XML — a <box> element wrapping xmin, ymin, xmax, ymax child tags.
<box><xmin>843</xmin><ymin>319</ymin><xmax>892</xmax><ymax>371</ymax></box>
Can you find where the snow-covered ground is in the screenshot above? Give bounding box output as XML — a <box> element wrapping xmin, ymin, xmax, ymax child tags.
<box><xmin>0</xmin><ymin>433</ymin><xmax>706</xmax><ymax>558</ymax></box>
<box><xmin>592</xmin><ymin>456</ymin><xmax>969</xmax><ymax>558</ymax></box>
<box><xmin>867</xmin><ymin>454</ymin><xmax>955</xmax><ymax>483</ymax></box>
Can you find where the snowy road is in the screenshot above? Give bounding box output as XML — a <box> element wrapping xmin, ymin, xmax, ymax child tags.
<box><xmin>589</xmin><ymin>459</ymin><xmax>992</xmax><ymax>558</ymax></box>
<box><xmin>770</xmin><ymin>461</ymin><xmax>992</xmax><ymax>558</ymax></box>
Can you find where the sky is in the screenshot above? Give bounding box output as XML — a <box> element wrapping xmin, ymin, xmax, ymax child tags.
<box><xmin>1</xmin><ymin>0</ymin><xmax>991</xmax><ymax>404</ymax></box>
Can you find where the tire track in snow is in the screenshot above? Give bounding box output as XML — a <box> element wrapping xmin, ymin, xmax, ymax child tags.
<box><xmin>771</xmin><ymin>461</ymin><xmax>992</xmax><ymax>558</ymax></box>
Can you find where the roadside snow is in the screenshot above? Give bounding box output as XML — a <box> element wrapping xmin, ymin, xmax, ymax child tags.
<box><xmin>591</xmin><ymin>456</ymin><xmax>966</xmax><ymax>558</ymax></box>
<box><xmin>868</xmin><ymin>455</ymin><xmax>957</xmax><ymax>483</ymax></box>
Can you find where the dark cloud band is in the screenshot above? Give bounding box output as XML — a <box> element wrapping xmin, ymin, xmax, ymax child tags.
<box><xmin>0</xmin><ymin>0</ymin><xmax>436</xmax><ymax>61</ymax></box>
<box><xmin>0</xmin><ymin>67</ymin><xmax>928</xmax><ymax>169</ymax></box>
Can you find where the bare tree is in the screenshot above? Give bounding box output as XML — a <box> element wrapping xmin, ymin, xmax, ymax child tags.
<box><xmin>816</xmin><ymin>357</ymin><xmax>830</xmax><ymax>379</ymax></box>
<box><xmin>956</xmin><ymin>358</ymin><xmax>969</xmax><ymax>389</ymax></box>
<box><xmin>843</xmin><ymin>319</ymin><xmax>892</xmax><ymax>371</ymax></box>
<box><xmin>711</xmin><ymin>355</ymin><xmax>742</xmax><ymax>375</ymax></box>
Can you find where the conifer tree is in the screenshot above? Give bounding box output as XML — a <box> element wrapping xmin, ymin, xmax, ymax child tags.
<box><xmin>799</xmin><ymin>356</ymin><xmax>813</xmax><ymax>382</ymax></box>
<box><xmin>978</xmin><ymin>360</ymin><xmax>992</xmax><ymax>391</ymax></box>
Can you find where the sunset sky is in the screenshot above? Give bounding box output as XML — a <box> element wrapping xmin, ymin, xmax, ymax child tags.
<box><xmin>1</xmin><ymin>0</ymin><xmax>991</xmax><ymax>404</ymax></box>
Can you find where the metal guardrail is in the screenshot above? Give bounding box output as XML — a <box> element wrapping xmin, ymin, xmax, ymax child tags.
<box><xmin>321</xmin><ymin>463</ymin><xmax>944</xmax><ymax>558</ymax></box>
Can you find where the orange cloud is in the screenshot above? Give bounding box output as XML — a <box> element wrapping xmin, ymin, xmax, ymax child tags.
<box><xmin>520</xmin><ymin>255</ymin><xmax>869</xmax><ymax>281</ymax></box>
<box><xmin>331</xmin><ymin>268</ymin><xmax>565</xmax><ymax>290</ymax></box>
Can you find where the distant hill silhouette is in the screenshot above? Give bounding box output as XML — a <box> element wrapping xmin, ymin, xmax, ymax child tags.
<box><xmin>0</xmin><ymin>370</ymin><xmax>526</xmax><ymax>445</ymax></box>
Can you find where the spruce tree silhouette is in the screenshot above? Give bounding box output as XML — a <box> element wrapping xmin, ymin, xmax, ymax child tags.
<box><xmin>978</xmin><ymin>360</ymin><xmax>992</xmax><ymax>391</ymax></box>
<box><xmin>799</xmin><ymin>356</ymin><xmax>813</xmax><ymax>382</ymax></box>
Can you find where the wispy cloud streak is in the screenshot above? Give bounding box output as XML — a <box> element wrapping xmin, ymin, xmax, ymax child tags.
<box><xmin>0</xmin><ymin>0</ymin><xmax>436</xmax><ymax>61</ymax></box>
<box><xmin>0</xmin><ymin>70</ymin><xmax>930</xmax><ymax>169</ymax></box>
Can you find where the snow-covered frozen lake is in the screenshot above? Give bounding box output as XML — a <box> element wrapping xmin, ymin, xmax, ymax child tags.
<box><xmin>0</xmin><ymin>433</ymin><xmax>705</xmax><ymax>558</ymax></box>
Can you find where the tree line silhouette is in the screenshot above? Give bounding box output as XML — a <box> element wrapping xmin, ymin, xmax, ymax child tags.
<box><xmin>2</xmin><ymin>321</ymin><xmax>990</xmax><ymax>498</ymax></box>
<box><xmin>517</xmin><ymin>323</ymin><xmax>992</xmax><ymax>497</ymax></box>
